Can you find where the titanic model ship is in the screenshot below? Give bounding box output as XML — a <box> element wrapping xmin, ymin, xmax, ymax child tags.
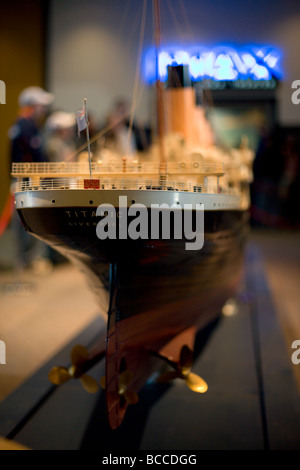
<box><xmin>11</xmin><ymin>1</ymin><xmax>254</xmax><ymax>430</ymax></box>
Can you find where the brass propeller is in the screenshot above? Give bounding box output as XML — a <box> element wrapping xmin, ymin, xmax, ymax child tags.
<box><xmin>48</xmin><ymin>344</ymin><xmax>99</xmax><ymax>393</ymax></box>
<box><xmin>100</xmin><ymin>369</ymin><xmax>139</xmax><ymax>404</ymax></box>
<box><xmin>157</xmin><ymin>345</ymin><xmax>208</xmax><ymax>393</ymax></box>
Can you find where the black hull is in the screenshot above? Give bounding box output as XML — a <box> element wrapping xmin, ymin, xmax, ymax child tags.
<box><xmin>17</xmin><ymin>205</ymin><xmax>249</xmax><ymax>428</ymax></box>
<box><xmin>18</xmin><ymin>206</ymin><xmax>248</xmax><ymax>320</ymax></box>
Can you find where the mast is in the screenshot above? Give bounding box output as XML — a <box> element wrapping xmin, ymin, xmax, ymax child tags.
<box><xmin>153</xmin><ymin>0</ymin><xmax>166</xmax><ymax>181</ymax></box>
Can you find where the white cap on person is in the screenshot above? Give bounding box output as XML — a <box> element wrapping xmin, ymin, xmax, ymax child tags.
<box><xmin>18</xmin><ymin>86</ymin><xmax>54</xmax><ymax>107</ymax></box>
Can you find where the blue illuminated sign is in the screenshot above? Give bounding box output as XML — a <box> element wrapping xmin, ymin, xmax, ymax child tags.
<box><xmin>143</xmin><ymin>45</ymin><xmax>282</xmax><ymax>85</ymax></box>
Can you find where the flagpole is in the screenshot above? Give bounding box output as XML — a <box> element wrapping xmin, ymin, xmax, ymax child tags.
<box><xmin>83</xmin><ymin>98</ymin><xmax>92</xmax><ymax>179</ymax></box>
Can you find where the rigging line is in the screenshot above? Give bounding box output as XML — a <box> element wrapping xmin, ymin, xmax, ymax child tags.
<box><xmin>165</xmin><ymin>0</ymin><xmax>186</xmax><ymax>40</ymax></box>
<box><xmin>66</xmin><ymin>111</ymin><xmax>131</xmax><ymax>161</ymax></box>
<box><xmin>68</xmin><ymin>1</ymin><xmax>147</xmax><ymax>163</ymax></box>
<box><xmin>110</xmin><ymin>0</ymin><xmax>142</xmax><ymax>98</ymax></box>
<box><xmin>126</xmin><ymin>0</ymin><xmax>148</xmax><ymax>157</ymax></box>
<box><xmin>171</xmin><ymin>0</ymin><xmax>215</xmax><ymax>113</ymax></box>
<box><xmin>68</xmin><ymin>82</ymin><xmax>147</xmax><ymax>162</ymax></box>
<box><xmin>154</xmin><ymin>0</ymin><xmax>166</xmax><ymax>167</ymax></box>
<box><xmin>178</xmin><ymin>0</ymin><xmax>194</xmax><ymax>39</ymax></box>
<box><xmin>115</xmin><ymin>0</ymin><xmax>132</xmax><ymax>40</ymax></box>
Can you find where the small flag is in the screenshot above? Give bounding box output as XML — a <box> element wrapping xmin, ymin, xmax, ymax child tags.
<box><xmin>77</xmin><ymin>98</ymin><xmax>93</xmax><ymax>179</ymax></box>
<box><xmin>76</xmin><ymin>108</ymin><xmax>87</xmax><ymax>136</ymax></box>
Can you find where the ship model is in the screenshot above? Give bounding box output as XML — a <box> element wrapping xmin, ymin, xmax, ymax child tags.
<box><xmin>11</xmin><ymin>1</ymin><xmax>254</xmax><ymax>430</ymax></box>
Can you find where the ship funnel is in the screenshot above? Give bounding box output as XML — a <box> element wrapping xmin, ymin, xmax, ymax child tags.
<box><xmin>165</xmin><ymin>65</ymin><xmax>199</xmax><ymax>145</ymax></box>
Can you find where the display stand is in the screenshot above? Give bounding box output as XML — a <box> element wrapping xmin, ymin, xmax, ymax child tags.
<box><xmin>0</xmin><ymin>243</ymin><xmax>299</xmax><ymax>450</ymax></box>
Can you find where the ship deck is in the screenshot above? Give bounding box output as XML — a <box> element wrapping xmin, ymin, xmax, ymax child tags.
<box><xmin>0</xmin><ymin>238</ymin><xmax>299</xmax><ymax>451</ymax></box>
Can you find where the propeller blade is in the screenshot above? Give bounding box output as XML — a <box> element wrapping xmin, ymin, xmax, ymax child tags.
<box><xmin>71</xmin><ymin>345</ymin><xmax>89</xmax><ymax>367</ymax></box>
<box><xmin>124</xmin><ymin>389</ymin><xmax>139</xmax><ymax>404</ymax></box>
<box><xmin>48</xmin><ymin>366</ymin><xmax>70</xmax><ymax>385</ymax></box>
<box><xmin>185</xmin><ymin>372</ymin><xmax>208</xmax><ymax>393</ymax></box>
<box><xmin>118</xmin><ymin>370</ymin><xmax>133</xmax><ymax>387</ymax></box>
<box><xmin>116</xmin><ymin>370</ymin><xmax>139</xmax><ymax>404</ymax></box>
<box><xmin>80</xmin><ymin>374</ymin><xmax>99</xmax><ymax>393</ymax></box>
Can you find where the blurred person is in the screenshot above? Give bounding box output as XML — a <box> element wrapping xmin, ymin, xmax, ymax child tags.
<box><xmin>278</xmin><ymin>134</ymin><xmax>300</xmax><ymax>228</ymax></box>
<box><xmin>45</xmin><ymin>111</ymin><xmax>76</xmax><ymax>162</ymax></box>
<box><xmin>106</xmin><ymin>99</ymin><xmax>137</xmax><ymax>157</ymax></box>
<box><xmin>250</xmin><ymin>126</ymin><xmax>283</xmax><ymax>227</ymax></box>
<box><xmin>104</xmin><ymin>98</ymin><xmax>151</xmax><ymax>157</ymax></box>
<box><xmin>8</xmin><ymin>86</ymin><xmax>55</xmax><ymax>273</ymax></box>
<box><xmin>9</xmin><ymin>86</ymin><xmax>54</xmax><ymax>163</ymax></box>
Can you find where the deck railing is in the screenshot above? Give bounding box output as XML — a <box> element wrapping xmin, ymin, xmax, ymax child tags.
<box><xmin>13</xmin><ymin>177</ymin><xmax>237</xmax><ymax>195</ymax></box>
<box><xmin>10</xmin><ymin>161</ymin><xmax>244</xmax><ymax>196</ymax></box>
<box><xmin>11</xmin><ymin>160</ymin><xmax>224</xmax><ymax>177</ymax></box>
